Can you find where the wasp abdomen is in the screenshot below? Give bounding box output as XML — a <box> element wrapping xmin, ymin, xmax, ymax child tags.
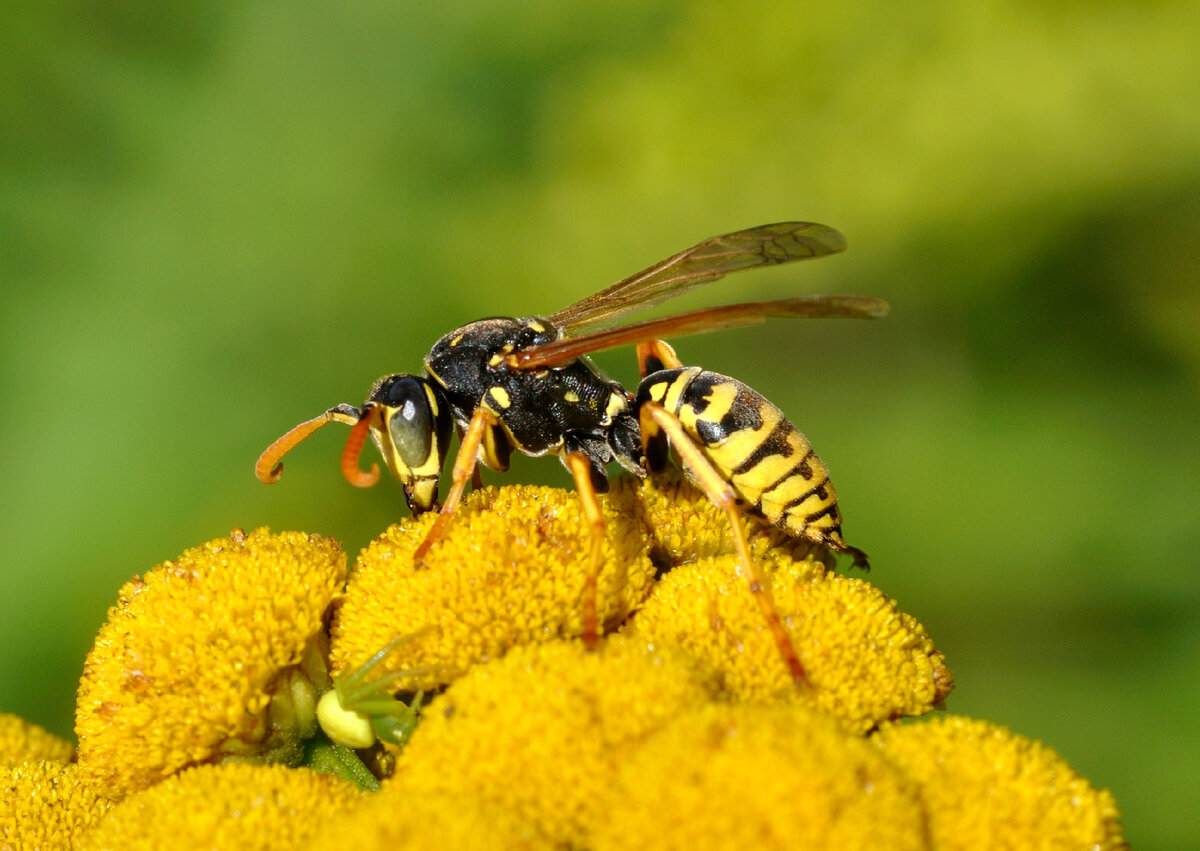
<box><xmin>637</xmin><ymin>367</ymin><xmax>862</xmax><ymax>562</ymax></box>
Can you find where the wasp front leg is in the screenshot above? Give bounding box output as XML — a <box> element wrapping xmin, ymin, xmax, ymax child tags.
<box><xmin>639</xmin><ymin>399</ymin><xmax>807</xmax><ymax>685</ymax></box>
<box><xmin>413</xmin><ymin>406</ymin><xmax>499</xmax><ymax>565</ymax></box>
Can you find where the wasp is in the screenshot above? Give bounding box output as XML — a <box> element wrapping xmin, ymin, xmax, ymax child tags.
<box><xmin>256</xmin><ymin>222</ymin><xmax>887</xmax><ymax>683</ymax></box>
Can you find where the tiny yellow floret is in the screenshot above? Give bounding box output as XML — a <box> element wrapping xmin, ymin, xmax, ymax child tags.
<box><xmin>74</xmin><ymin>762</ymin><xmax>362</xmax><ymax>851</ymax></box>
<box><xmin>1</xmin><ymin>760</ymin><xmax>113</xmax><ymax>849</ymax></box>
<box><xmin>391</xmin><ymin>636</ymin><xmax>713</xmax><ymax>848</ymax></box>
<box><xmin>593</xmin><ymin>702</ymin><xmax>928</xmax><ymax>851</ymax></box>
<box><xmin>874</xmin><ymin>716</ymin><xmax>1127</xmax><ymax>851</ymax></box>
<box><xmin>75</xmin><ymin>528</ymin><xmax>347</xmax><ymax>798</ymax></box>
<box><xmin>624</xmin><ymin>552</ymin><xmax>953</xmax><ymax>732</ymax></box>
<box><xmin>330</xmin><ymin>485</ymin><xmax>655</xmax><ymax>690</ymax></box>
<box><xmin>0</xmin><ymin>713</ymin><xmax>74</xmax><ymax>766</ymax></box>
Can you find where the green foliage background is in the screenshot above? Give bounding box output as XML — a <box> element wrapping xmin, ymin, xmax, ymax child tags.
<box><xmin>2</xmin><ymin>2</ymin><xmax>1197</xmax><ymax>846</ymax></box>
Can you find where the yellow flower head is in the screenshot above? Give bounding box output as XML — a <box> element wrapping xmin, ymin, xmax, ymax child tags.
<box><xmin>1</xmin><ymin>713</ymin><xmax>74</xmax><ymax>766</ymax></box>
<box><xmin>874</xmin><ymin>716</ymin><xmax>1127</xmax><ymax>851</ymax></box>
<box><xmin>609</xmin><ymin>467</ymin><xmax>835</xmax><ymax>566</ymax></box>
<box><xmin>593</xmin><ymin>702</ymin><xmax>927</xmax><ymax>851</ymax></box>
<box><xmin>75</xmin><ymin>528</ymin><xmax>346</xmax><ymax>798</ymax></box>
<box><xmin>624</xmin><ymin>551</ymin><xmax>953</xmax><ymax>732</ymax></box>
<box><xmin>391</xmin><ymin>635</ymin><xmax>713</xmax><ymax>847</ymax></box>
<box><xmin>304</xmin><ymin>786</ymin><xmax>552</xmax><ymax>851</ymax></box>
<box><xmin>329</xmin><ymin>485</ymin><xmax>655</xmax><ymax>691</ymax></box>
<box><xmin>1</xmin><ymin>760</ymin><xmax>113</xmax><ymax>849</ymax></box>
<box><xmin>75</xmin><ymin>762</ymin><xmax>362</xmax><ymax>851</ymax></box>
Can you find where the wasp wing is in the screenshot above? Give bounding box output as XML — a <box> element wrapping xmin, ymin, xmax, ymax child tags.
<box><xmin>547</xmin><ymin>222</ymin><xmax>847</xmax><ymax>333</ymax></box>
<box><xmin>513</xmin><ymin>295</ymin><xmax>888</xmax><ymax>370</ymax></box>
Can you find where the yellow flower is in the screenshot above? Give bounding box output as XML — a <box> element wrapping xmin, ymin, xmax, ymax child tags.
<box><xmin>874</xmin><ymin>716</ymin><xmax>1127</xmax><ymax>851</ymax></box>
<box><xmin>329</xmin><ymin>485</ymin><xmax>655</xmax><ymax>691</ymax></box>
<box><xmin>623</xmin><ymin>551</ymin><xmax>953</xmax><ymax>732</ymax></box>
<box><xmin>1</xmin><ymin>713</ymin><xmax>73</xmax><ymax>766</ymax></box>
<box><xmin>390</xmin><ymin>635</ymin><xmax>713</xmax><ymax>847</ymax></box>
<box><xmin>74</xmin><ymin>762</ymin><xmax>362</xmax><ymax>851</ymax></box>
<box><xmin>75</xmin><ymin>528</ymin><xmax>346</xmax><ymax>798</ymax></box>
<box><xmin>609</xmin><ymin>467</ymin><xmax>835</xmax><ymax>566</ymax></box>
<box><xmin>304</xmin><ymin>786</ymin><xmax>552</xmax><ymax>851</ymax></box>
<box><xmin>1</xmin><ymin>760</ymin><xmax>113</xmax><ymax>849</ymax></box>
<box><xmin>593</xmin><ymin>702</ymin><xmax>928</xmax><ymax>851</ymax></box>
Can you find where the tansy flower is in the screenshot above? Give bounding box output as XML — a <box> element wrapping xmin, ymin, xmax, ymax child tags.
<box><xmin>389</xmin><ymin>635</ymin><xmax>714</xmax><ymax>848</ymax></box>
<box><xmin>1</xmin><ymin>713</ymin><xmax>74</xmax><ymax>766</ymax></box>
<box><xmin>873</xmin><ymin>716</ymin><xmax>1128</xmax><ymax>851</ymax></box>
<box><xmin>74</xmin><ymin>762</ymin><xmax>362</xmax><ymax>851</ymax></box>
<box><xmin>592</xmin><ymin>702</ymin><xmax>928</xmax><ymax>851</ymax></box>
<box><xmin>609</xmin><ymin>467</ymin><xmax>836</xmax><ymax>566</ymax></box>
<box><xmin>623</xmin><ymin>551</ymin><xmax>953</xmax><ymax>732</ymax></box>
<box><xmin>329</xmin><ymin>485</ymin><xmax>655</xmax><ymax>691</ymax></box>
<box><xmin>75</xmin><ymin>528</ymin><xmax>346</xmax><ymax>798</ymax></box>
<box><xmin>303</xmin><ymin>787</ymin><xmax>552</xmax><ymax>851</ymax></box>
<box><xmin>1</xmin><ymin>760</ymin><xmax>113</xmax><ymax>849</ymax></box>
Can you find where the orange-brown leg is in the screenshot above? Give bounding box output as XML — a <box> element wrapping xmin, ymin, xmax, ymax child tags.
<box><xmin>636</xmin><ymin>339</ymin><xmax>683</xmax><ymax>377</ymax></box>
<box><xmin>564</xmin><ymin>451</ymin><xmax>608</xmax><ymax>650</ymax></box>
<box><xmin>413</xmin><ymin>407</ymin><xmax>496</xmax><ymax>565</ymax></box>
<box><xmin>640</xmin><ymin>401</ymin><xmax>807</xmax><ymax>685</ymax></box>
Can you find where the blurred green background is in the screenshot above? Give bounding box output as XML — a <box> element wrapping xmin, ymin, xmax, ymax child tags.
<box><xmin>2</xmin><ymin>0</ymin><xmax>1197</xmax><ymax>846</ymax></box>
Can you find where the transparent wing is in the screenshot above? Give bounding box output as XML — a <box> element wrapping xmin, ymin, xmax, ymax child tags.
<box><xmin>547</xmin><ymin>222</ymin><xmax>847</xmax><ymax>333</ymax></box>
<box><xmin>514</xmin><ymin>295</ymin><xmax>888</xmax><ymax>370</ymax></box>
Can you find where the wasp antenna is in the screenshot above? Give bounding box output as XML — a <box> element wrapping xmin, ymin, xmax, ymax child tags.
<box><xmin>256</xmin><ymin>404</ymin><xmax>363</xmax><ymax>484</ymax></box>
<box><xmin>341</xmin><ymin>403</ymin><xmax>381</xmax><ymax>488</ymax></box>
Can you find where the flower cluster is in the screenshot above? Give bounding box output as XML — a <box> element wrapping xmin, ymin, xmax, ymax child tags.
<box><xmin>1</xmin><ymin>472</ymin><xmax>1127</xmax><ymax>850</ymax></box>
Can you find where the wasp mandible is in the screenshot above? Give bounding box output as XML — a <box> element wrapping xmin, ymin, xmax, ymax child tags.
<box><xmin>256</xmin><ymin>222</ymin><xmax>888</xmax><ymax>684</ymax></box>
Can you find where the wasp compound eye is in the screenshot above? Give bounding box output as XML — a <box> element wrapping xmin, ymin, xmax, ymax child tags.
<box><xmin>381</xmin><ymin>376</ymin><xmax>435</xmax><ymax>469</ymax></box>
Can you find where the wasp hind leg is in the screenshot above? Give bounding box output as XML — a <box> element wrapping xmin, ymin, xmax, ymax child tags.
<box><xmin>413</xmin><ymin>406</ymin><xmax>498</xmax><ymax>565</ymax></box>
<box><xmin>639</xmin><ymin>400</ymin><xmax>807</xmax><ymax>686</ymax></box>
<box><xmin>636</xmin><ymin>339</ymin><xmax>683</xmax><ymax>377</ymax></box>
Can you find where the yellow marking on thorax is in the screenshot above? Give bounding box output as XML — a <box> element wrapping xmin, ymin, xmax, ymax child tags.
<box><xmin>489</xmin><ymin>386</ymin><xmax>512</xmax><ymax>409</ymax></box>
<box><xmin>526</xmin><ymin>320</ymin><xmax>546</xmax><ymax>333</ymax></box>
<box><xmin>564</xmin><ymin>390</ymin><xmax>580</xmax><ymax>403</ymax></box>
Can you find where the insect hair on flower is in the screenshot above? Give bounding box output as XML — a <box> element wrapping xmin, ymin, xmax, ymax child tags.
<box><xmin>73</xmin><ymin>762</ymin><xmax>363</xmax><ymax>851</ymax></box>
<box><xmin>74</xmin><ymin>528</ymin><xmax>347</xmax><ymax>799</ymax></box>
<box><xmin>1</xmin><ymin>713</ymin><xmax>74</xmax><ymax>766</ymax></box>
<box><xmin>623</xmin><ymin>550</ymin><xmax>953</xmax><ymax>732</ymax></box>
<box><xmin>873</xmin><ymin>716</ymin><xmax>1127</xmax><ymax>851</ymax></box>
<box><xmin>1</xmin><ymin>760</ymin><xmax>114</xmax><ymax>848</ymax></box>
<box><xmin>388</xmin><ymin>635</ymin><xmax>715</xmax><ymax>848</ymax></box>
<box><xmin>328</xmin><ymin>484</ymin><xmax>656</xmax><ymax>692</ymax></box>
<box><xmin>593</xmin><ymin>702</ymin><xmax>927</xmax><ymax>851</ymax></box>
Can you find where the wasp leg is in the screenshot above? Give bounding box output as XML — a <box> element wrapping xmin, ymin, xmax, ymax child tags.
<box><xmin>413</xmin><ymin>406</ymin><xmax>497</xmax><ymax>565</ymax></box>
<box><xmin>636</xmin><ymin>339</ymin><xmax>683</xmax><ymax>377</ymax></box>
<box><xmin>564</xmin><ymin>451</ymin><xmax>608</xmax><ymax>650</ymax></box>
<box><xmin>640</xmin><ymin>400</ymin><xmax>807</xmax><ymax>686</ymax></box>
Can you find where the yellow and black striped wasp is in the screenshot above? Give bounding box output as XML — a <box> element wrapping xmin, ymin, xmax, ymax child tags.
<box><xmin>256</xmin><ymin>222</ymin><xmax>888</xmax><ymax>683</ymax></box>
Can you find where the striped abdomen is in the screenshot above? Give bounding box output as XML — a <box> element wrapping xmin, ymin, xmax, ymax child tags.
<box><xmin>636</xmin><ymin>366</ymin><xmax>866</xmax><ymax>566</ymax></box>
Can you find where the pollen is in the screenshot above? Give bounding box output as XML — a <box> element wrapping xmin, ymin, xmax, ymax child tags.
<box><xmin>622</xmin><ymin>550</ymin><xmax>953</xmax><ymax>733</ymax></box>
<box><xmin>593</xmin><ymin>702</ymin><xmax>927</xmax><ymax>851</ymax></box>
<box><xmin>874</xmin><ymin>716</ymin><xmax>1127</xmax><ymax>851</ymax></box>
<box><xmin>329</xmin><ymin>485</ymin><xmax>656</xmax><ymax>691</ymax></box>
<box><xmin>74</xmin><ymin>528</ymin><xmax>346</xmax><ymax>799</ymax></box>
